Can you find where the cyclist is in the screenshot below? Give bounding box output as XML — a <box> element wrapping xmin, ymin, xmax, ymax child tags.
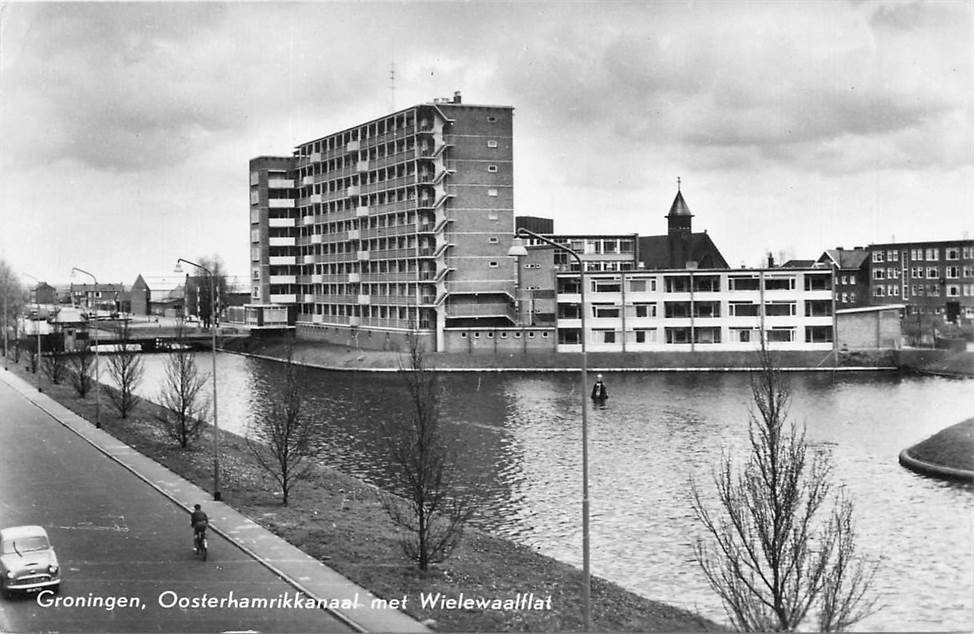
<box><xmin>190</xmin><ymin>504</ymin><xmax>209</xmax><ymax>551</ymax></box>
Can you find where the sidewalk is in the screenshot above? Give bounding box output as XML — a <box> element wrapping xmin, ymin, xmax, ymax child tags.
<box><xmin>0</xmin><ymin>369</ymin><xmax>429</xmax><ymax>634</ymax></box>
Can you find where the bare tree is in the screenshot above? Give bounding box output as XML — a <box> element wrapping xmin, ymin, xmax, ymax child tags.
<box><xmin>156</xmin><ymin>326</ymin><xmax>209</xmax><ymax>448</ymax></box>
<box><xmin>379</xmin><ymin>333</ymin><xmax>475</xmax><ymax>570</ymax></box>
<box><xmin>67</xmin><ymin>349</ymin><xmax>95</xmax><ymax>398</ymax></box>
<box><xmin>246</xmin><ymin>335</ymin><xmax>320</xmax><ymax>505</ymax></box>
<box><xmin>689</xmin><ymin>342</ymin><xmax>879</xmax><ymax>631</ymax></box>
<box><xmin>106</xmin><ymin>320</ymin><xmax>144</xmax><ymax>419</ymax></box>
<box><xmin>42</xmin><ymin>351</ymin><xmax>68</xmax><ymax>385</ymax></box>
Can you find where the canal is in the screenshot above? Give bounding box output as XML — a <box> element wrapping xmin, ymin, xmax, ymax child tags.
<box><xmin>136</xmin><ymin>351</ymin><xmax>973</xmax><ymax>631</ymax></box>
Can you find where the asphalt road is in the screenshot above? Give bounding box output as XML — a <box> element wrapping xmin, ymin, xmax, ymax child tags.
<box><xmin>0</xmin><ymin>379</ymin><xmax>353</xmax><ymax>633</ymax></box>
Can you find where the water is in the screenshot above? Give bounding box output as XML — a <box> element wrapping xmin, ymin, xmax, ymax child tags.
<box><xmin>134</xmin><ymin>352</ymin><xmax>974</xmax><ymax>631</ymax></box>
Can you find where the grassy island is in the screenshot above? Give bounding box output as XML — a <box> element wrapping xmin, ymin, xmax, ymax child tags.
<box><xmin>901</xmin><ymin>418</ymin><xmax>974</xmax><ymax>479</ymax></box>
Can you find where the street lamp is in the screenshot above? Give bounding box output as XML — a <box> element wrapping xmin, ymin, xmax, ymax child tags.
<box><xmin>22</xmin><ymin>273</ymin><xmax>43</xmax><ymax>392</ymax></box>
<box><xmin>2</xmin><ymin>268</ymin><xmax>9</xmax><ymax>371</ymax></box>
<box><xmin>175</xmin><ymin>258</ymin><xmax>221</xmax><ymax>501</ymax></box>
<box><xmin>71</xmin><ymin>268</ymin><xmax>101</xmax><ymax>427</ymax></box>
<box><xmin>508</xmin><ymin>228</ymin><xmax>592</xmax><ymax>631</ymax></box>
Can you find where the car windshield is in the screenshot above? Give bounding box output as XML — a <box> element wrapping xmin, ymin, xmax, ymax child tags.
<box><xmin>2</xmin><ymin>536</ymin><xmax>50</xmax><ymax>554</ymax></box>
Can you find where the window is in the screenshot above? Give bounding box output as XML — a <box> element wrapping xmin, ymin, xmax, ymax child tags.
<box><xmin>766</xmin><ymin>328</ymin><xmax>794</xmax><ymax>342</ymax></box>
<box><xmin>487</xmin><ymin>116</ymin><xmax>498</xmax><ymax>123</ymax></box>
<box><xmin>946</xmin><ymin>247</ymin><xmax>959</xmax><ymax>260</ymax></box>
<box><xmin>964</xmin><ymin>266</ymin><xmax>973</xmax><ymax>278</ymax></box>
<box><xmin>887</xmin><ymin>250</ymin><xmax>899</xmax><ymax>262</ymax></box>
<box><xmin>488</xmin><ymin>237</ymin><xmax>499</xmax><ymax>244</ymax></box>
<box><xmin>629</xmin><ymin>279</ymin><xmax>646</xmax><ymax>292</ymax></box>
<box><xmin>927</xmin><ymin>267</ymin><xmax>940</xmax><ymax>279</ymax></box>
<box><xmin>947</xmin><ymin>284</ymin><xmax>960</xmax><ymax>297</ymax></box>
<box><xmin>593</xmin><ymin>279</ymin><xmax>621</xmax><ymax>293</ymax></box>
<box><xmin>926</xmin><ymin>248</ymin><xmax>939</xmax><ymax>260</ymax></box>
<box><xmin>946</xmin><ymin>266</ymin><xmax>960</xmax><ymax>279</ymax></box>
<box><xmin>764</xmin><ymin>277</ymin><xmax>795</xmax><ymax>291</ymax></box>
<box><xmin>487</xmin><ymin>165</ymin><xmax>498</xmax><ymax>173</ymax></box>
<box><xmin>487</xmin><ymin>140</ymin><xmax>498</xmax><ymax>148</ymax></box>
<box><xmin>873</xmin><ymin>269</ymin><xmax>886</xmax><ymax>280</ymax></box>
<box><xmin>597</xmin><ymin>330</ymin><xmax>616</xmax><ymax>344</ymax></box>
<box><xmin>593</xmin><ymin>304</ymin><xmax>620</xmax><ymax>318</ymax></box>
<box><xmin>910</xmin><ymin>266</ymin><xmax>923</xmax><ymax>278</ymax></box>
<box><xmin>487</xmin><ymin>189</ymin><xmax>498</xmax><ymax>197</ymax></box>
<box><xmin>874</xmin><ymin>287</ymin><xmax>886</xmax><ymax>297</ymax></box>
<box><xmin>764</xmin><ymin>302</ymin><xmax>796</xmax><ymax>316</ymax></box>
<box><xmin>488</xmin><ymin>261</ymin><xmax>499</xmax><ymax>268</ymax></box>
<box><xmin>729</xmin><ymin>302</ymin><xmax>759</xmax><ymax>317</ymax></box>
<box><xmin>964</xmin><ymin>247</ymin><xmax>973</xmax><ymax>259</ymax></box>
<box><xmin>634</xmin><ymin>303</ymin><xmax>656</xmax><ymax>318</ymax></box>
<box><xmin>872</xmin><ymin>251</ymin><xmax>885</xmax><ymax>263</ymax></box>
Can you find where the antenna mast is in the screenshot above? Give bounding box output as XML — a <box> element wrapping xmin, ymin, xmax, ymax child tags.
<box><xmin>389</xmin><ymin>61</ymin><xmax>396</xmax><ymax>111</ymax></box>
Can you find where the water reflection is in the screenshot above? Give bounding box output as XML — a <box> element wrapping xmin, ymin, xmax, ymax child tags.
<box><xmin>137</xmin><ymin>352</ymin><xmax>974</xmax><ymax>630</ymax></box>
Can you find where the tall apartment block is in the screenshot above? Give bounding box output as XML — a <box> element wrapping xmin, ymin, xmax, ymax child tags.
<box><xmin>249</xmin><ymin>93</ymin><xmax>517</xmax><ymax>350</ymax></box>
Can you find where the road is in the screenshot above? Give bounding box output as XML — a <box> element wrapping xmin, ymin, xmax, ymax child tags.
<box><xmin>0</xmin><ymin>379</ymin><xmax>353</xmax><ymax>633</ymax></box>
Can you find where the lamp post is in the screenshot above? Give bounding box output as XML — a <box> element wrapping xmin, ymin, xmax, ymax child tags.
<box><xmin>22</xmin><ymin>273</ymin><xmax>43</xmax><ymax>392</ymax></box>
<box><xmin>2</xmin><ymin>268</ymin><xmax>8</xmax><ymax>371</ymax></box>
<box><xmin>175</xmin><ymin>258</ymin><xmax>221</xmax><ymax>501</ymax></box>
<box><xmin>71</xmin><ymin>268</ymin><xmax>101</xmax><ymax>427</ymax></box>
<box><xmin>508</xmin><ymin>228</ymin><xmax>591</xmax><ymax>630</ymax></box>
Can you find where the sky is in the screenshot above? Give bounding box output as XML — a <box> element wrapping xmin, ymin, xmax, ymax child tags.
<box><xmin>1</xmin><ymin>1</ymin><xmax>971</xmax><ymax>287</ymax></box>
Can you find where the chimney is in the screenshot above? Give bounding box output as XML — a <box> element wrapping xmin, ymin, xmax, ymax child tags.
<box><xmin>767</xmin><ymin>252</ymin><xmax>775</xmax><ymax>268</ymax></box>
<box><xmin>453</xmin><ymin>90</ymin><xmax>462</xmax><ymax>104</ymax></box>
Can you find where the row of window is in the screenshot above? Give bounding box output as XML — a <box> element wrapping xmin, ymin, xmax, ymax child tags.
<box><xmin>873</xmin><ymin>284</ymin><xmax>969</xmax><ymax>297</ymax></box>
<box><xmin>873</xmin><ymin>246</ymin><xmax>972</xmax><ymax>263</ymax></box>
<box><xmin>558</xmin><ymin>326</ymin><xmax>832</xmax><ymax>345</ymax></box>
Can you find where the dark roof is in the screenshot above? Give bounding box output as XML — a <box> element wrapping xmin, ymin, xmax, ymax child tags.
<box><xmin>781</xmin><ymin>259</ymin><xmax>817</xmax><ymax>268</ymax></box>
<box><xmin>667</xmin><ymin>191</ymin><xmax>693</xmax><ymax>217</ymax></box>
<box><xmin>638</xmin><ymin>232</ymin><xmax>729</xmax><ymax>269</ymax></box>
<box><xmin>818</xmin><ymin>249</ymin><xmax>869</xmax><ymax>270</ymax></box>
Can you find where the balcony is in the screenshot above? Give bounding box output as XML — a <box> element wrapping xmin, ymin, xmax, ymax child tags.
<box><xmin>311</xmin><ymin>234</ymin><xmax>322</xmax><ymax>244</ymax></box>
<box><xmin>357</xmin><ymin>160</ymin><xmax>370</xmax><ymax>172</ymax></box>
<box><xmin>302</xmin><ymin>176</ymin><xmax>314</xmax><ymax>186</ymax></box>
<box><xmin>269</xmin><ymin>294</ymin><xmax>297</xmax><ymax>303</ymax></box>
<box><xmin>269</xmin><ymin>198</ymin><xmax>295</xmax><ymax>208</ymax></box>
<box><xmin>268</xmin><ymin>178</ymin><xmax>294</xmax><ymax>189</ymax></box>
<box><xmin>356</xmin><ymin>205</ymin><xmax>370</xmax><ymax>217</ymax></box>
<box><xmin>268</xmin><ymin>218</ymin><xmax>295</xmax><ymax>228</ymax></box>
<box><xmin>347</xmin><ymin>229</ymin><xmax>360</xmax><ymax>240</ymax></box>
<box><xmin>346</xmin><ymin>141</ymin><xmax>360</xmax><ymax>152</ymax></box>
<box><xmin>268</xmin><ymin>256</ymin><xmax>296</xmax><ymax>265</ymax></box>
<box><xmin>269</xmin><ymin>237</ymin><xmax>296</xmax><ymax>247</ymax></box>
<box><xmin>358</xmin><ymin>295</ymin><xmax>371</xmax><ymax>305</ymax></box>
<box><xmin>348</xmin><ymin>272</ymin><xmax>361</xmax><ymax>283</ymax></box>
<box><xmin>357</xmin><ymin>250</ymin><xmax>370</xmax><ymax>261</ymax></box>
<box><xmin>269</xmin><ymin>275</ymin><xmax>297</xmax><ymax>284</ymax></box>
<box><xmin>346</xmin><ymin>185</ymin><xmax>360</xmax><ymax>197</ymax></box>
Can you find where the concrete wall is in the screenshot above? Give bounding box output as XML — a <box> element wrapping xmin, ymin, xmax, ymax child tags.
<box><xmin>837</xmin><ymin>309</ymin><xmax>901</xmax><ymax>349</ymax></box>
<box><xmin>442</xmin><ymin>327</ymin><xmax>557</xmax><ymax>354</ymax></box>
<box><xmin>296</xmin><ymin>322</ymin><xmax>434</xmax><ymax>352</ymax></box>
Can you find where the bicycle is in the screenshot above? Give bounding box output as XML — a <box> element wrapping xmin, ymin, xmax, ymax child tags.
<box><xmin>193</xmin><ymin>528</ymin><xmax>208</xmax><ymax>561</ymax></box>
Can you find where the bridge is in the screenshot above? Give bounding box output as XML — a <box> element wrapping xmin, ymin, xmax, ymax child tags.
<box><xmin>91</xmin><ymin>322</ymin><xmax>250</xmax><ymax>352</ymax></box>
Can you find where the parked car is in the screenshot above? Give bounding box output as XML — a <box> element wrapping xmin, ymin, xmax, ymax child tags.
<box><xmin>0</xmin><ymin>526</ymin><xmax>61</xmax><ymax>598</ymax></box>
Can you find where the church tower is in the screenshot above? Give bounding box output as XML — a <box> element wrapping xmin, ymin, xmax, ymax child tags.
<box><xmin>666</xmin><ymin>177</ymin><xmax>694</xmax><ymax>267</ymax></box>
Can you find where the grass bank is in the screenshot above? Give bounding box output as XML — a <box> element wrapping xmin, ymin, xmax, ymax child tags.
<box><xmin>902</xmin><ymin>418</ymin><xmax>974</xmax><ymax>477</ymax></box>
<box><xmin>6</xmin><ymin>360</ymin><xmax>723</xmax><ymax>632</ymax></box>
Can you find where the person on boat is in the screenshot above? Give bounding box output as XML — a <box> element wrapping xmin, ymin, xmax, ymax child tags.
<box><xmin>591</xmin><ymin>374</ymin><xmax>608</xmax><ymax>402</ymax></box>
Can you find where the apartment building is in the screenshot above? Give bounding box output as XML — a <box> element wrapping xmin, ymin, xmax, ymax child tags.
<box><xmin>866</xmin><ymin>239</ymin><xmax>974</xmax><ymax>322</ymax></box>
<box><xmin>250</xmin><ymin>93</ymin><xmax>517</xmax><ymax>350</ymax></box>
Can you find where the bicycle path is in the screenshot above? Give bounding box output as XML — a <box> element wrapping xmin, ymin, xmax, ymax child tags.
<box><xmin>0</xmin><ymin>369</ymin><xmax>430</xmax><ymax>633</ymax></box>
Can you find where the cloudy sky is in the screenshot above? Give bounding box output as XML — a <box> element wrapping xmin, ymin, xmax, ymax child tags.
<box><xmin>1</xmin><ymin>1</ymin><xmax>971</xmax><ymax>286</ymax></box>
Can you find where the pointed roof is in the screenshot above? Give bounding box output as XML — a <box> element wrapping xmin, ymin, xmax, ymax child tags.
<box><xmin>667</xmin><ymin>190</ymin><xmax>693</xmax><ymax>217</ymax></box>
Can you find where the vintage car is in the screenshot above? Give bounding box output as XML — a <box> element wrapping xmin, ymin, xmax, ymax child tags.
<box><xmin>0</xmin><ymin>525</ymin><xmax>61</xmax><ymax>598</ymax></box>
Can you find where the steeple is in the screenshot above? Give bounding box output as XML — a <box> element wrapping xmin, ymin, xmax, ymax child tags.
<box><xmin>667</xmin><ymin>177</ymin><xmax>693</xmax><ymax>233</ymax></box>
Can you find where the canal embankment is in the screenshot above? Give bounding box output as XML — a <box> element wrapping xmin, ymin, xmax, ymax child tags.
<box><xmin>2</xmin><ymin>359</ymin><xmax>724</xmax><ymax>632</ymax></box>
<box><xmin>899</xmin><ymin>418</ymin><xmax>974</xmax><ymax>484</ymax></box>
<box><xmin>220</xmin><ymin>337</ymin><xmax>909</xmax><ymax>373</ymax></box>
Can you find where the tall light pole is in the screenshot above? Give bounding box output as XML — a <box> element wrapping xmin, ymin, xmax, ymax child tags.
<box><xmin>71</xmin><ymin>268</ymin><xmax>101</xmax><ymax>428</ymax></box>
<box><xmin>2</xmin><ymin>268</ymin><xmax>9</xmax><ymax>371</ymax></box>
<box><xmin>508</xmin><ymin>228</ymin><xmax>591</xmax><ymax>630</ymax></box>
<box><xmin>175</xmin><ymin>258</ymin><xmax>221</xmax><ymax>501</ymax></box>
<box><xmin>22</xmin><ymin>273</ymin><xmax>43</xmax><ymax>392</ymax></box>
